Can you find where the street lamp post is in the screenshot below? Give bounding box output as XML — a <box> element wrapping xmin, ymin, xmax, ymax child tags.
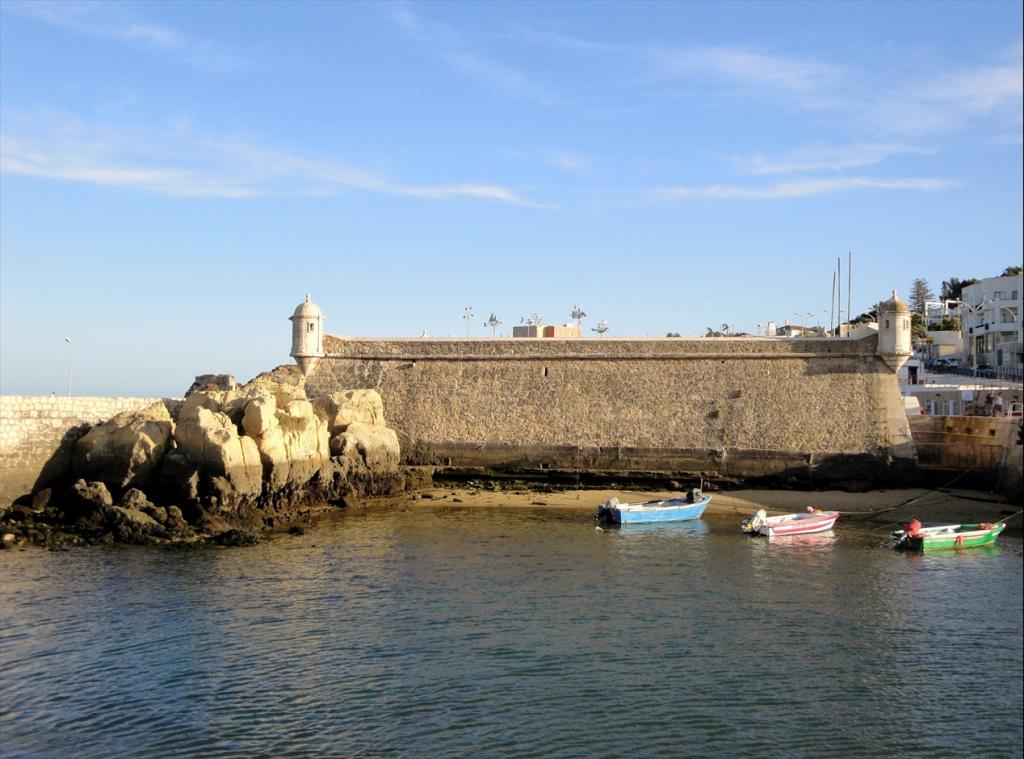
<box><xmin>462</xmin><ymin>306</ymin><xmax>474</xmax><ymax>338</ymax></box>
<box><xmin>484</xmin><ymin>312</ymin><xmax>502</xmax><ymax>336</ymax></box>
<box><xmin>65</xmin><ymin>337</ymin><xmax>72</xmax><ymax>396</ymax></box>
<box><xmin>793</xmin><ymin>312</ymin><xmax>813</xmax><ymax>336</ymax></box>
<box><xmin>570</xmin><ymin>305</ymin><xmax>587</xmax><ymax>331</ymax></box>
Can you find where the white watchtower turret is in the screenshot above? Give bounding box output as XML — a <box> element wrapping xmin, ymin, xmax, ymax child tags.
<box><xmin>877</xmin><ymin>290</ymin><xmax>912</xmax><ymax>372</ymax></box>
<box><xmin>290</xmin><ymin>294</ymin><xmax>325</xmax><ymax>376</ymax></box>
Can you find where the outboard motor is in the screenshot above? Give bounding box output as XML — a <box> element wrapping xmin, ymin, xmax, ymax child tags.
<box><xmin>741</xmin><ymin>509</ymin><xmax>768</xmax><ymax>534</ymax></box>
<box><xmin>893</xmin><ymin>518</ymin><xmax>923</xmax><ymax>548</ymax></box>
<box><xmin>595</xmin><ymin>497</ymin><xmax>620</xmax><ymax>523</ymax></box>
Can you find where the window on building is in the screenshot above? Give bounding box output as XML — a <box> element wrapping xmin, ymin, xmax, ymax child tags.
<box><xmin>307</xmin><ymin>323</ymin><xmax>315</xmax><ymax>332</ymax></box>
<box><xmin>885</xmin><ymin>320</ymin><xmax>890</xmax><ymax>329</ymax></box>
<box><xmin>1013</xmin><ymin>290</ymin><xmax>1019</xmax><ymax>300</ymax></box>
<box><xmin>994</xmin><ymin>291</ymin><xmax>1005</xmax><ymax>300</ymax></box>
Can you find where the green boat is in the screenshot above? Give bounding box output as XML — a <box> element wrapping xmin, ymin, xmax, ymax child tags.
<box><xmin>893</xmin><ymin>520</ymin><xmax>1006</xmax><ymax>551</ymax></box>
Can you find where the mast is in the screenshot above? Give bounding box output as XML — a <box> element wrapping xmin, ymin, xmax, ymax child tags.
<box><xmin>837</xmin><ymin>256</ymin><xmax>842</xmax><ymax>335</ymax></box>
<box><xmin>847</xmin><ymin>251</ymin><xmax>852</xmax><ymax>337</ymax></box>
<box><xmin>830</xmin><ymin>269</ymin><xmax>836</xmax><ymax>337</ymax></box>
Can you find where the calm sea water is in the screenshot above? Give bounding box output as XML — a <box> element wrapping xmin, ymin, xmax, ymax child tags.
<box><xmin>1</xmin><ymin>504</ymin><xmax>1021</xmax><ymax>758</ymax></box>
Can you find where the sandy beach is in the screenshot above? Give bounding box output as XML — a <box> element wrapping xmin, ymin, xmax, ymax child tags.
<box><xmin>403</xmin><ymin>485</ymin><xmax>1023</xmax><ymax>535</ymax></box>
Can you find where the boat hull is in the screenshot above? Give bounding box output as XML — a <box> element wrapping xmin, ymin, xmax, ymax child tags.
<box><xmin>761</xmin><ymin>514</ymin><xmax>839</xmax><ymax>537</ymax></box>
<box><xmin>894</xmin><ymin>522</ymin><xmax>1005</xmax><ymax>551</ymax></box>
<box><xmin>600</xmin><ymin>495</ymin><xmax>711</xmax><ymax>525</ymax></box>
<box><xmin>740</xmin><ymin>510</ymin><xmax>840</xmax><ymax>537</ymax></box>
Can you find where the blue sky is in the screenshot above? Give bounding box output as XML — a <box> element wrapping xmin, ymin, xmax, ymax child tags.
<box><xmin>1</xmin><ymin>0</ymin><xmax>1021</xmax><ymax>397</ymax></box>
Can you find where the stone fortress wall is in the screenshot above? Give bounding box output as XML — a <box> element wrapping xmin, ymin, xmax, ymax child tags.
<box><xmin>306</xmin><ymin>334</ymin><xmax>915</xmax><ymax>485</ymax></box>
<box><xmin>0</xmin><ymin>396</ymin><xmax>180</xmax><ymax>508</ymax></box>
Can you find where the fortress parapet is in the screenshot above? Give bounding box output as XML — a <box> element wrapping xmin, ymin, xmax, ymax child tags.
<box><xmin>288</xmin><ymin>293</ymin><xmax>916</xmax><ymax>486</ymax></box>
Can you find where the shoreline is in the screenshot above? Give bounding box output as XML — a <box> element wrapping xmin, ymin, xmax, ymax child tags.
<box><xmin>5</xmin><ymin>483</ymin><xmax>1019</xmax><ymax>550</ymax></box>
<box><xmin>396</xmin><ymin>485</ymin><xmax>1023</xmax><ymax>536</ymax></box>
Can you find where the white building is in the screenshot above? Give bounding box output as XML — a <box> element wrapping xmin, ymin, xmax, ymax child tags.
<box><xmin>961</xmin><ymin>273</ymin><xmax>1023</xmax><ymax>370</ymax></box>
<box><xmin>922</xmin><ymin>329</ymin><xmax>962</xmax><ymax>361</ymax></box>
<box><xmin>924</xmin><ymin>298</ymin><xmax>961</xmax><ymax>325</ymax></box>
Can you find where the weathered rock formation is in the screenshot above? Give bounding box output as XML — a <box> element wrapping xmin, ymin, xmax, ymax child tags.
<box><xmin>1</xmin><ymin>367</ymin><xmax>416</xmax><ymax>548</ymax></box>
<box><xmin>314</xmin><ymin>389</ymin><xmax>387</xmax><ymax>429</ymax></box>
<box><xmin>333</xmin><ymin>422</ymin><xmax>400</xmax><ymax>473</ymax></box>
<box><xmin>72</xmin><ymin>402</ymin><xmax>174</xmax><ymax>491</ymax></box>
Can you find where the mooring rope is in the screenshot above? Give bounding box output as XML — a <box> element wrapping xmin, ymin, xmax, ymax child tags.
<box><xmin>834</xmin><ymin>467</ymin><xmax>977</xmax><ymax>517</ymax></box>
<box><xmin>996</xmin><ymin>508</ymin><xmax>1024</xmax><ymax>524</ymax></box>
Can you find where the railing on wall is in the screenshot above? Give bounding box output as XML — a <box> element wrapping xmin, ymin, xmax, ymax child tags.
<box><xmin>936</xmin><ymin>366</ymin><xmax>1024</xmax><ymax>382</ymax></box>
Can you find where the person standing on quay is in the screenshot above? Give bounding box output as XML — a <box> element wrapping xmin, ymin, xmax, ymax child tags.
<box><xmin>992</xmin><ymin>393</ymin><xmax>1004</xmax><ymax>417</ymax></box>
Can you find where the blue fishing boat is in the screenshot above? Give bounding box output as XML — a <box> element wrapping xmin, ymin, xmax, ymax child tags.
<box><xmin>595</xmin><ymin>490</ymin><xmax>711</xmax><ymax>525</ymax></box>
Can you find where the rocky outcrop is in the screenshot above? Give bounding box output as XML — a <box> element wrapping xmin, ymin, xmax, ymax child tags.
<box><xmin>108</xmin><ymin>506</ymin><xmax>164</xmax><ymax>542</ymax></box>
<box><xmin>72</xmin><ymin>402</ymin><xmax>173</xmax><ymax>491</ymax></box>
<box><xmin>185</xmin><ymin>374</ymin><xmax>237</xmax><ymax>396</ymax></box>
<box><xmin>243</xmin><ymin>394</ymin><xmax>331</xmax><ymax>492</ymax></box>
<box><xmin>2</xmin><ymin>368</ymin><xmax>418</xmax><ymax>548</ymax></box>
<box><xmin>315</xmin><ymin>390</ymin><xmax>386</xmax><ymax>429</ymax></box>
<box><xmin>174</xmin><ymin>405</ymin><xmax>264</xmax><ymax>507</ymax></box>
<box><xmin>333</xmin><ymin>422</ymin><xmax>400</xmax><ymax>473</ymax></box>
<box><xmin>64</xmin><ymin>479</ymin><xmax>114</xmax><ymax>529</ymax></box>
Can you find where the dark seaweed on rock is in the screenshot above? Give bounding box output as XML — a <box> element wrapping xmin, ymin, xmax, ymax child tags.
<box><xmin>0</xmin><ymin>368</ymin><xmax>418</xmax><ymax>549</ymax></box>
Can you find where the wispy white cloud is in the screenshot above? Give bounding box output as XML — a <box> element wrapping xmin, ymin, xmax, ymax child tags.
<box><xmin>447</xmin><ymin>50</ymin><xmax>555</xmax><ymax>102</ymax></box>
<box><xmin>858</xmin><ymin>49</ymin><xmax>1022</xmax><ymax>135</ymax></box>
<box><xmin>400</xmin><ymin>184</ymin><xmax>533</xmax><ymax>203</ymax></box>
<box><xmin>514</xmin><ymin>28</ymin><xmax>1023</xmax><ymax>135</ymax></box>
<box><xmin>513</xmin><ymin>30</ymin><xmax>843</xmax><ymax>109</ymax></box>
<box><xmin>199</xmin><ymin>137</ymin><xmax>543</xmax><ymax>205</ymax></box>
<box><xmin>646</xmin><ymin>45</ymin><xmax>843</xmax><ymax>99</ymax></box>
<box><xmin>656</xmin><ymin>176</ymin><xmax>957</xmax><ymax>200</ymax></box>
<box><xmin>920</xmin><ymin>59</ymin><xmax>1023</xmax><ymax>112</ymax></box>
<box><xmin>389</xmin><ymin>3</ymin><xmax>560</xmax><ymax>105</ymax></box>
<box><xmin>1</xmin><ymin>137</ymin><xmax>261</xmax><ymax>197</ymax></box>
<box><xmin>2</xmin><ymin>0</ymin><xmax>246</xmax><ymax>72</ymax></box>
<box><xmin>543</xmin><ymin>151</ymin><xmax>589</xmax><ymax>173</ymax></box>
<box><xmin>0</xmin><ymin>114</ymin><xmax>541</xmax><ymax>206</ymax></box>
<box><xmin>746</xmin><ymin>143</ymin><xmax>933</xmax><ymax>175</ymax></box>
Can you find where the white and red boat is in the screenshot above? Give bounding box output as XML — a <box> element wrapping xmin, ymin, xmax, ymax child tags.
<box><xmin>740</xmin><ymin>507</ymin><xmax>840</xmax><ymax>537</ymax></box>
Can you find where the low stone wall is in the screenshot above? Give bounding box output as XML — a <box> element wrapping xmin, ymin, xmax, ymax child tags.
<box><xmin>908</xmin><ymin>416</ymin><xmax>1018</xmax><ymax>469</ymax></box>
<box><xmin>908</xmin><ymin>415</ymin><xmax>1022</xmax><ymax>495</ymax></box>
<box><xmin>0</xmin><ymin>396</ymin><xmax>181</xmax><ymax>509</ymax></box>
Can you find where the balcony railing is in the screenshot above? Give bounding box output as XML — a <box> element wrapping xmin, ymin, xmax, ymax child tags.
<box><xmin>945</xmin><ymin>365</ymin><xmax>1024</xmax><ymax>382</ymax></box>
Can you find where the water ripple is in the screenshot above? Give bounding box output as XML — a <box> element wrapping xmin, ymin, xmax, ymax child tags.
<box><xmin>1</xmin><ymin>508</ymin><xmax>1021</xmax><ymax>757</ymax></box>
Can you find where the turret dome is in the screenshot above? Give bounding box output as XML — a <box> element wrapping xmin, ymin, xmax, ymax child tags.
<box><xmin>292</xmin><ymin>293</ymin><xmax>323</xmax><ymax>319</ymax></box>
<box><xmin>879</xmin><ymin>290</ymin><xmax>910</xmax><ymax>315</ymax></box>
